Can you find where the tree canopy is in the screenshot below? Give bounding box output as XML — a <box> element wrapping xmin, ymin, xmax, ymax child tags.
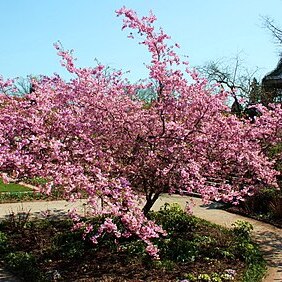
<box><xmin>0</xmin><ymin>7</ymin><xmax>281</xmax><ymax>257</ymax></box>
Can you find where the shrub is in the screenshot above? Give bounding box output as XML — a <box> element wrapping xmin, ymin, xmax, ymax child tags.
<box><xmin>232</xmin><ymin>220</ymin><xmax>253</xmax><ymax>240</ymax></box>
<box><xmin>149</xmin><ymin>203</ymin><xmax>198</xmax><ymax>234</ymax></box>
<box><xmin>0</xmin><ymin>231</ymin><xmax>9</xmax><ymax>254</ymax></box>
<box><xmin>243</xmin><ymin>261</ymin><xmax>267</xmax><ymax>282</ymax></box>
<box><xmin>5</xmin><ymin>251</ymin><xmax>41</xmax><ymax>281</ymax></box>
<box><xmin>159</xmin><ymin>237</ymin><xmax>199</xmax><ymax>262</ymax></box>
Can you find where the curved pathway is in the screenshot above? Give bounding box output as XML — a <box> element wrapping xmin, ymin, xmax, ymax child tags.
<box><xmin>0</xmin><ymin>195</ymin><xmax>281</xmax><ymax>281</ymax></box>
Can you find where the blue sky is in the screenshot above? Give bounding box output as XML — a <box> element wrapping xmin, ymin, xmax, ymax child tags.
<box><xmin>0</xmin><ymin>0</ymin><xmax>282</xmax><ymax>83</ymax></box>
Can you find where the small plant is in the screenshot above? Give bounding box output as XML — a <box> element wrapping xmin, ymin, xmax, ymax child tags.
<box><xmin>232</xmin><ymin>220</ymin><xmax>253</xmax><ymax>239</ymax></box>
<box><xmin>220</xmin><ymin>269</ymin><xmax>237</xmax><ymax>281</ymax></box>
<box><xmin>5</xmin><ymin>207</ymin><xmax>31</xmax><ymax>232</ymax></box>
<box><xmin>160</xmin><ymin>237</ymin><xmax>198</xmax><ymax>262</ymax></box>
<box><xmin>5</xmin><ymin>251</ymin><xmax>40</xmax><ymax>281</ymax></box>
<box><xmin>153</xmin><ymin>259</ymin><xmax>175</xmax><ymax>271</ymax></box>
<box><xmin>0</xmin><ymin>231</ymin><xmax>9</xmax><ymax>254</ymax></box>
<box><xmin>198</xmin><ymin>273</ymin><xmax>212</xmax><ymax>281</ymax></box>
<box><xmin>182</xmin><ymin>273</ymin><xmax>197</xmax><ymax>281</ymax></box>
<box><xmin>122</xmin><ymin>240</ymin><xmax>146</xmax><ymax>257</ymax></box>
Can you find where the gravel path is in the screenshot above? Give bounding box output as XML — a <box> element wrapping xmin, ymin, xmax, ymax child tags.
<box><xmin>0</xmin><ymin>195</ymin><xmax>281</xmax><ymax>281</ymax></box>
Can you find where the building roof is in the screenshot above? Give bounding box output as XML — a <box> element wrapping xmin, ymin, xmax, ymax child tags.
<box><xmin>263</xmin><ymin>57</ymin><xmax>282</xmax><ymax>85</ymax></box>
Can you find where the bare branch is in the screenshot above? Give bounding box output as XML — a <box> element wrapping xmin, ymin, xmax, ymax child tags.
<box><xmin>262</xmin><ymin>16</ymin><xmax>282</xmax><ymax>52</ymax></box>
<box><xmin>197</xmin><ymin>55</ymin><xmax>259</xmax><ymax>102</ymax></box>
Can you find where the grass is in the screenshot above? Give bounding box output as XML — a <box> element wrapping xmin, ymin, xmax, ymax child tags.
<box><xmin>0</xmin><ymin>178</ymin><xmax>65</xmax><ymax>203</ymax></box>
<box><xmin>0</xmin><ymin>179</ymin><xmax>32</xmax><ymax>193</ymax></box>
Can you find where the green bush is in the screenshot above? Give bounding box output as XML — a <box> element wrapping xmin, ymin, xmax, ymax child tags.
<box><xmin>0</xmin><ymin>231</ymin><xmax>9</xmax><ymax>254</ymax></box>
<box><xmin>121</xmin><ymin>240</ymin><xmax>146</xmax><ymax>257</ymax></box>
<box><xmin>160</xmin><ymin>237</ymin><xmax>198</xmax><ymax>262</ymax></box>
<box><xmin>149</xmin><ymin>203</ymin><xmax>198</xmax><ymax>234</ymax></box>
<box><xmin>153</xmin><ymin>259</ymin><xmax>175</xmax><ymax>271</ymax></box>
<box><xmin>25</xmin><ymin>177</ymin><xmax>49</xmax><ymax>186</ymax></box>
<box><xmin>0</xmin><ymin>191</ymin><xmax>47</xmax><ymax>203</ymax></box>
<box><xmin>231</xmin><ymin>221</ymin><xmax>262</xmax><ymax>263</ymax></box>
<box><xmin>232</xmin><ymin>220</ymin><xmax>253</xmax><ymax>240</ymax></box>
<box><xmin>229</xmin><ymin>220</ymin><xmax>266</xmax><ymax>281</ymax></box>
<box><xmin>242</xmin><ymin>261</ymin><xmax>267</xmax><ymax>282</ymax></box>
<box><xmin>5</xmin><ymin>251</ymin><xmax>41</xmax><ymax>281</ymax></box>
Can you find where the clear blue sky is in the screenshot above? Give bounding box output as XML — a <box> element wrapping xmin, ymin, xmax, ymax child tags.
<box><xmin>0</xmin><ymin>0</ymin><xmax>282</xmax><ymax>83</ymax></box>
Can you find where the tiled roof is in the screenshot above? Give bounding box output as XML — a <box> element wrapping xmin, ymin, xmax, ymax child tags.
<box><xmin>263</xmin><ymin>57</ymin><xmax>282</xmax><ymax>82</ymax></box>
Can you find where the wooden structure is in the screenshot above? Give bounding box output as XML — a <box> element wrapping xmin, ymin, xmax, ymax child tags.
<box><xmin>262</xmin><ymin>57</ymin><xmax>282</xmax><ymax>104</ymax></box>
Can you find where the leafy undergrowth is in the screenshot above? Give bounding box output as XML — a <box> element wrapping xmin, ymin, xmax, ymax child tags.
<box><xmin>0</xmin><ymin>203</ymin><xmax>266</xmax><ymax>282</ymax></box>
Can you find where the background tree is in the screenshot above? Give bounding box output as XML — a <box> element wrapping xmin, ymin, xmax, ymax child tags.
<box><xmin>262</xmin><ymin>16</ymin><xmax>282</xmax><ymax>50</ymax></box>
<box><xmin>197</xmin><ymin>55</ymin><xmax>259</xmax><ymax>104</ymax></box>
<box><xmin>196</xmin><ymin>56</ymin><xmax>262</xmax><ymax>121</ymax></box>
<box><xmin>249</xmin><ymin>77</ymin><xmax>262</xmax><ymax>104</ymax></box>
<box><xmin>0</xmin><ymin>75</ymin><xmax>38</xmax><ymax>97</ymax></box>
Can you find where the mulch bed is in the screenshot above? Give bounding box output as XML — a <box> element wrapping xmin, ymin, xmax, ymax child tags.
<box><xmin>0</xmin><ymin>218</ymin><xmax>246</xmax><ymax>281</ymax></box>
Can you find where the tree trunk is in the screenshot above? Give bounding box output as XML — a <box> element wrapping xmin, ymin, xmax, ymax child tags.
<box><xmin>142</xmin><ymin>192</ymin><xmax>160</xmax><ymax>216</ymax></box>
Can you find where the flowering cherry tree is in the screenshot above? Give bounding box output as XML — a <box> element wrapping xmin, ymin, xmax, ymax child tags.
<box><xmin>0</xmin><ymin>7</ymin><xmax>281</xmax><ymax>257</ymax></box>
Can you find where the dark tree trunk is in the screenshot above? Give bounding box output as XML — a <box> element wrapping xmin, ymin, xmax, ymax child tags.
<box><xmin>142</xmin><ymin>192</ymin><xmax>160</xmax><ymax>216</ymax></box>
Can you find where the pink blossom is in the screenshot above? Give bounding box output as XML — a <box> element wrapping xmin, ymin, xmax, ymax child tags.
<box><xmin>1</xmin><ymin>173</ymin><xmax>10</xmax><ymax>184</ymax></box>
<box><xmin>146</xmin><ymin>243</ymin><xmax>159</xmax><ymax>259</ymax></box>
<box><xmin>0</xmin><ymin>6</ymin><xmax>280</xmax><ymax>258</ymax></box>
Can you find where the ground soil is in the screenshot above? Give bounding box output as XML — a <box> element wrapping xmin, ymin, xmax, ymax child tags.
<box><xmin>1</xmin><ymin>216</ymin><xmax>246</xmax><ymax>281</ymax></box>
<box><xmin>1</xmin><ymin>195</ymin><xmax>281</xmax><ymax>281</ymax></box>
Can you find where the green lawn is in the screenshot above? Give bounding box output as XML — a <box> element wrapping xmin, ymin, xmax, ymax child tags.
<box><xmin>0</xmin><ymin>179</ymin><xmax>32</xmax><ymax>193</ymax></box>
